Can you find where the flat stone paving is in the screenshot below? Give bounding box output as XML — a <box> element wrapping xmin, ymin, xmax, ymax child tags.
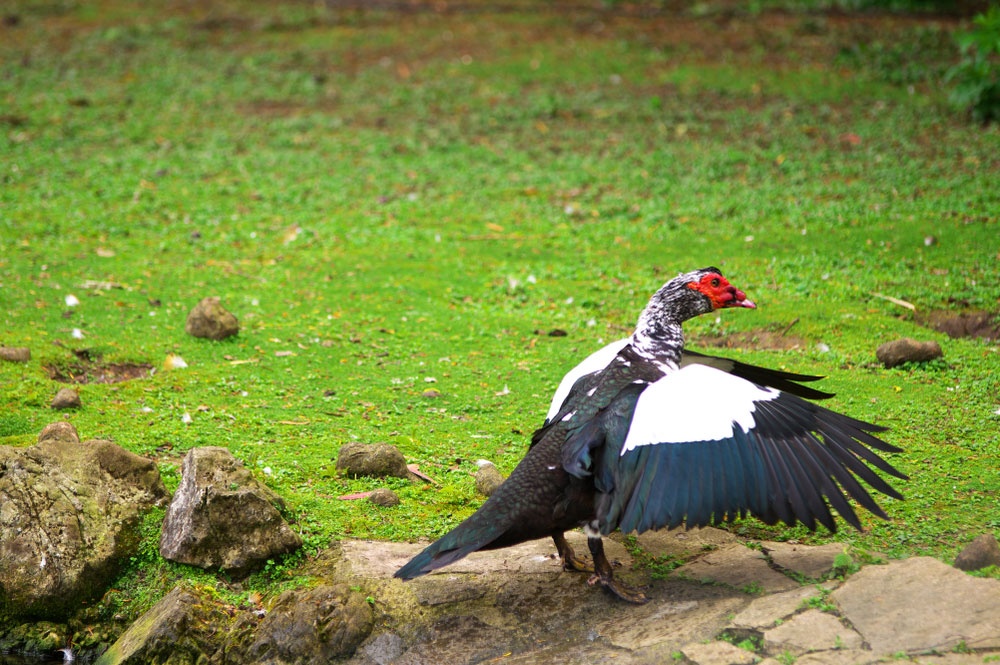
<box><xmin>337</xmin><ymin>529</ymin><xmax>1000</xmax><ymax>665</ymax></box>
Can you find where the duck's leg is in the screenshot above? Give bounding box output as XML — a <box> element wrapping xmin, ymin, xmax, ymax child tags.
<box><xmin>552</xmin><ymin>532</ymin><xmax>593</xmax><ymax>573</ymax></box>
<box><xmin>586</xmin><ymin>532</ymin><xmax>648</xmax><ymax>604</ymax></box>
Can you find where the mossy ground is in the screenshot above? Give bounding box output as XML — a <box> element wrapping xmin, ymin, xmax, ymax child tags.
<box><xmin>1</xmin><ymin>0</ymin><xmax>998</xmax><ymax>629</ymax></box>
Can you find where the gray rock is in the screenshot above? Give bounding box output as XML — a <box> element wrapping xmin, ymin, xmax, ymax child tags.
<box><xmin>184</xmin><ymin>296</ymin><xmax>239</xmax><ymax>340</ymax></box>
<box><xmin>876</xmin><ymin>338</ymin><xmax>943</xmax><ymax>368</ymax></box>
<box><xmin>159</xmin><ymin>447</ymin><xmax>302</xmax><ymax>576</ymax></box>
<box><xmin>336</xmin><ymin>442</ymin><xmax>409</xmax><ymax>479</ymax></box>
<box><xmin>831</xmin><ymin>556</ymin><xmax>1000</xmax><ymax>655</ymax></box>
<box><xmin>762</xmin><ymin>541</ymin><xmax>846</xmax><ymax>579</ymax></box>
<box><xmin>50</xmin><ymin>387</ymin><xmax>81</xmax><ymax>410</ymax></box>
<box><xmin>94</xmin><ymin>586</ymin><xmax>224</xmax><ymax>665</ymax></box>
<box><xmin>0</xmin><ymin>431</ymin><xmax>168</xmax><ymax>619</ymax></box>
<box><xmin>681</xmin><ymin>640</ymin><xmax>756</xmax><ymax>664</ymax></box>
<box><xmin>247</xmin><ymin>583</ymin><xmax>374</xmax><ymax>663</ymax></box>
<box><xmin>675</xmin><ymin>543</ymin><xmax>799</xmax><ymax>593</ymax></box>
<box><xmin>413</xmin><ymin>577</ymin><xmax>491</xmax><ymax>607</ymax></box>
<box><xmin>368</xmin><ymin>487</ymin><xmax>400</xmax><ymax>507</ymax></box>
<box><xmin>362</xmin><ymin>632</ymin><xmax>406</xmax><ymax>665</ymax></box>
<box><xmin>635</xmin><ymin>525</ymin><xmax>740</xmax><ymax>559</ymax></box>
<box><xmin>792</xmin><ymin>650</ymin><xmax>874</xmax><ymax>665</ymax></box>
<box><xmin>595</xmin><ymin>585</ymin><xmax>747</xmax><ymax>658</ymax></box>
<box><xmin>0</xmin><ymin>346</ymin><xmax>31</xmax><ymax>362</ymax></box>
<box><xmin>392</xmin><ymin>615</ymin><xmax>511</xmax><ymax>665</ymax></box>
<box><xmin>341</xmin><ymin>530</ymin><xmax>628</xmax><ymax>580</ymax></box>
<box><xmin>953</xmin><ymin>533</ymin><xmax>1000</xmax><ymax>571</ymax></box>
<box><xmin>729</xmin><ymin>585</ymin><xmax>829</xmax><ymax>631</ymax></box>
<box><xmin>762</xmin><ymin>609</ymin><xmax>863</xmax><ymax>655</ymax></box>
<box><xmin>37</xmin><ymin>420</ymin><xmax>80</xmax><ymax>444</ymax></box>
<box><xmin>474</xmin><ymin>460</ymin><xmax>504</xmax><ymax>497</ymax></box>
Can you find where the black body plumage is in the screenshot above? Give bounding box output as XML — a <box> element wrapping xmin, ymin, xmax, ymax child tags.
<box><xmin>395</xmin><ymin>268</ymin><xmax>905</xmax><ymax>600</ymax></box>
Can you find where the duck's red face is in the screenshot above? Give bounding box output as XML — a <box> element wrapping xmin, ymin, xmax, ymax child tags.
<box><xmin>687</xmin><ymin>272</ymin><xmax>756</xmax><ymax>310</ymax></box>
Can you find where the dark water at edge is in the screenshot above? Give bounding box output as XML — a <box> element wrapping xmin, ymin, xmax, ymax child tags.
<box><xmin>0</xmin><ymin>654</ymin><xmax>68</xmax><ymax>665</ymax></box>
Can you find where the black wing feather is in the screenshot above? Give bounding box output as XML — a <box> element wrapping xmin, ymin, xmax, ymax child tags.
<box><xmin>591</xmin><ymin>367</ymin><xmax>904</xmax><ymax>536</ymax></box>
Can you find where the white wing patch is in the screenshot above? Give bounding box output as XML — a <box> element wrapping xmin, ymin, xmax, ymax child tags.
<box><xmin>545</xmin><ymin>338</ymin><xmax>630</xmax><ymax>422</ymax></box>
<box><xmin>622</xmin><ymin>364</ymin><xmax>779</xmax><ymax>452</ymax></box>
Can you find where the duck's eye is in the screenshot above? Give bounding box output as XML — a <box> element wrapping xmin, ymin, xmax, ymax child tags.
<box><xmin>710</xmin><ymin>278</ymin><xmax>721</xmax><ymax>288</ymax></box>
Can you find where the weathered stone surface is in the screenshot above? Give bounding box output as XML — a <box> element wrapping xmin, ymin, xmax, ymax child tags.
<box><xmin>910</xmin><ymin>654</ymin><xmax>1000</xmax><ymax>665</ymax></box>
<box><xmin>247</xmin><ymin>583</ymin><xmax>374</xmax><ymax>664</ymax></box>
<box><xmin>474</xmin><ymin>460</ymin><xmax>504</xmax><ymax>497</ymax></box>
<box><xmin>368</xmin><ymin>487</ymin><xmax>400</xmax><ymax>507</ymax></box>
<box><xmin>0</xmin><ymin>346</ymin><xmax>31</xmax><ymax>362</ymax></box>
<box><xmin>390</xmin><ymin>615</ymin><xmax>512</xmax><ymax>665</ymax></box>
<box><xmin>94</xmin><ymin>586</ymin><xmax>225</xmax><ymax>665</ymax></box>
<box><xmin>762</xmin><ymin>541</ymin><xmax>846</xmax><ymax>579</ymax></box>
<box><xmin>831</xmin><ymin>557</ymin><xmax>1000</xmax><ymax>654</ymax></box>
<box><xmin>729</xmin><ymin>585</ymin><xmax>828</xmax><ymax>631</ymax></box>
<box><xmin>793</xmin><ymin>650</ymin><xmax>874</xmax><ymax>665</ymax></box>
<box><xmin>336</xmin><ymin>442</ymin><xmax>409</xmax><ymax>479</ymax></box>
<box><xmin>681</xmin><ymin>640</ymin><xmax>756</xmax><ymax>664</ymax></box>
<box><xmin>302</xmin><ymin>542</ymin><xmax>1000</xmax><ymax>665</ymax></box>
<box><xmin>953</xmin><ymin>533</ymin><xmax>1000</xmax><ymax>571</ymax></box>
<box><xmin>636</xmin><ymin>526</ymin><xmax>740</xmax><ymax>560</ymax></box>
<box><xmin>361</xmin><ymin>632</ymin><xmax>406</xmax><ymax>665</ymax></box>
<box><xmin>595</xmin><ymin>585</ymin><xmax>746</xmax><ymax>657</ymax></box>
<box><xmin>413</xmin><ymin>577</ymin><xmax>491</xmax><ymax>607</ymax></box>
<box><xmin>762</xmin><ymin>609</ymin><xmax>863</xmax><ymax>654</ymax></box>
<box><xmin>876</xmin><ymin>337</ymin><xmax>943</xmax><ymax>368</ymax></box>
<box><xmin>50</xmin><ymin>387</ymin><xmax>81</xmax><ymax>410</ymax></box>
<box><xmin>676</xmin><ymin>544</ymin><xmax>799</xmax><ymax>593</ymax></box>
<box><xmin>159</xmin><ymin>447</ymin><xmax>302</xmax><ymax>576</ymax></box>
<box><xmin>184</xmin><ymin>296</ymin><xmax>239</xmax><ymax>340</ymax></box>
<box><xmin>341</xmin><ymin>531</ymin><xmax>629</xmax><ymax>580</ymax></box>
<box><xmin>0</xmin><ymin>432</ymin><xmax>168</xmax><ymax>619</ymax></box>
<box><xmin>37</xmin><ymin>421</ymin><xmax>79</xmax><ymax>444</ymax></box>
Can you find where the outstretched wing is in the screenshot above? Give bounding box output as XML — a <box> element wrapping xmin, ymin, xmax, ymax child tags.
<box><xmin>588</xmin><ymin>364</ymin><xmax>906</xmax><ymax>535</ymax></box>
<box><xmin>544</xmin><ymin>339</ymin><xmax>832</xmax><ymax>425</ymax></box>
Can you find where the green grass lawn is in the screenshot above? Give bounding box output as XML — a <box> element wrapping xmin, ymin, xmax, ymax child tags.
<box><xmin>2</xmin><ymin>0</ymin><xmax>999</xmax><ymax>619</ymax></box>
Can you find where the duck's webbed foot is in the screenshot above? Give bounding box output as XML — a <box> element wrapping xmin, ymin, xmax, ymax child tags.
<box><xmin>587</xmin><ymin>534</ymin><xmax>648</xmax><ymax>604</ymax></box>
<box><xmin>552</xmin><ymin>532</ymin><xmax>593</xmax><ymax>573</ymax></box>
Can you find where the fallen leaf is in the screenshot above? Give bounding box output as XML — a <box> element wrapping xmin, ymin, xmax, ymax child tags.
<box><xmin>338</xmin><ymin>491</ymin><xmax>376</xmax><ymax>501</ymax></box>
<box><xmin>407</xmin><ymin>464</ymin><xmax>437</xmax><ymax>484</ymax></box>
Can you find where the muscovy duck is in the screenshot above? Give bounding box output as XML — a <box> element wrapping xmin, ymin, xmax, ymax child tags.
<box><xmin>396</xmin><ymin>267</ymin><xmax>906</xmax><ymax>602</ymax></box>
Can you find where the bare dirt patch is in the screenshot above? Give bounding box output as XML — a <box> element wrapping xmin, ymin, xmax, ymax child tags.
<box><xmin>918</xmin><ymin>310</ymin><xmax>1000</xmax><ymax>341</ymax></box>
<box><xmin>46</xmin><ymin>361</ymin><xmax>153</xmax><ymax>384</ymax></box>
<box><xmin>703</xmin><ymin>329</ymin><xmax>808</xmax><ymax>351</ymax></box>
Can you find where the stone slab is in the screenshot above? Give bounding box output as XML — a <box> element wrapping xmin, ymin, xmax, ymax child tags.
<box><xmin>676</xmin><ymin>544</ymin><xmax>799</xmax><ymax>593</ymax></box>
<box><xmin>632</xmin><ymin>526</ymin><xmax>740</xmax><ymax>560</ymax></box>
<box><xmin>831</xmin><ymin>557</ymin><xmax>1000</xmax><ymax>655</ymax></box>
<box><xmin>681</xmin><ymin>640</ymin><xmax>757</xmax><ymax>665</ymax></box>
<box><xmin>762</xmin><ymin>541</ymin><xmax>846</xmax><ymax>579</ymax></box>
<box><xmin>342</xmin><ymin>531</ymin><xmax>632</xmax><ymax>579</ymax></box>
<box><xmin>729</xmin><ymin>585</ymin><xmax>830</xmax><ymax>630</ymax></box>
<box><xmin>596</xmin><ymin>582</ymin><xmax>747</xmax><ymax>654</ymax></box>
<box><xmin>763</xmin><ymin>609</ymin><xmax>863</xmax><ymax>654</ymax></box>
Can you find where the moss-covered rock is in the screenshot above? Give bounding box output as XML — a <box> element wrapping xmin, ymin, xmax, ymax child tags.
<box><xmin>95</xmin><ymin>586</ymin><xmax>227</xmax><ymax>665</ymax></box>
<box><xmin>185</xmin><ymin>297</ymin><xmax>239</xmax><ymax>340</ymax></box>
<box><xmin>159</xmin><ymin>447</ymin><xmax>302</xmax><ymax>576</ymax></box>
<box><xmin>0</xmin><ymin>424</ymin><xmax>169</xmax><ymax>621</ymax></box>
<box><xmin>246</xmin><ymin>583</ymin><xmax>374</xmax><ymax>663</ymax></box>
<box><xmin>335</xmin><ymin>442</ymin><xmax>409</xmax><ymax>479</ymax></box>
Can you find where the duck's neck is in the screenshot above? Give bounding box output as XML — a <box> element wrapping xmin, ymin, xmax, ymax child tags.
<box><xmin>630</xmin><ymin>307</ymin><xmax>684</xmax><ymax>373</ymax></box>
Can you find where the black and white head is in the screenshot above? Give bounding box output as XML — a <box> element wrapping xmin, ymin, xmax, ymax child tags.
<box><xmin>635</xmin><ymin>267</ymin><xmax>756</xmax><ymax>340</ymax></box>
